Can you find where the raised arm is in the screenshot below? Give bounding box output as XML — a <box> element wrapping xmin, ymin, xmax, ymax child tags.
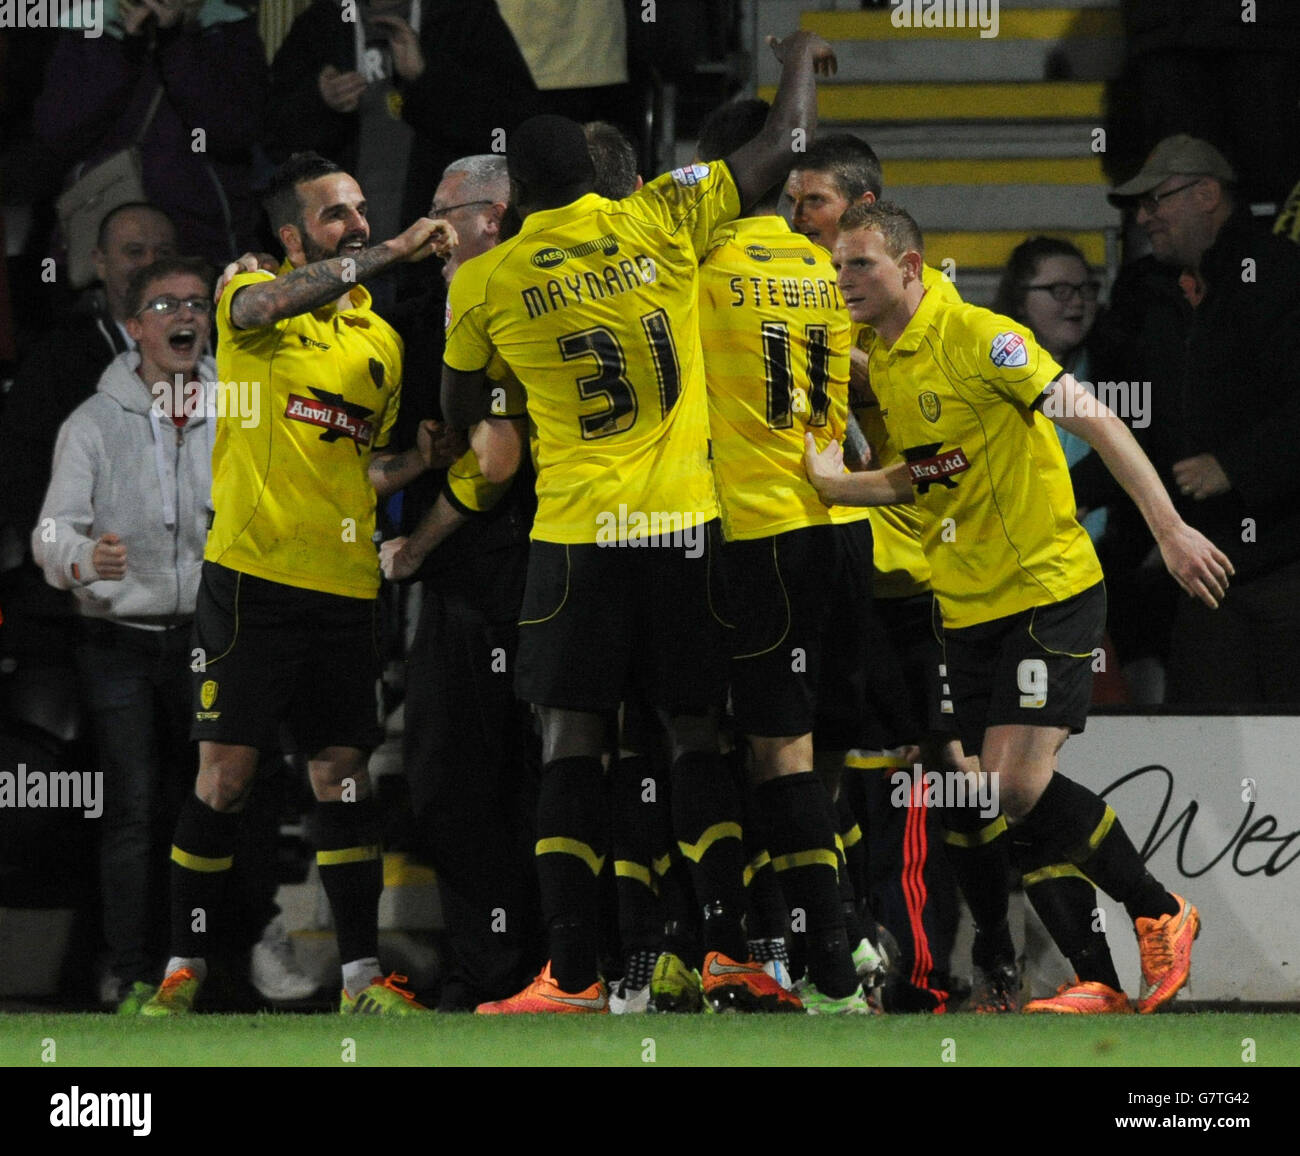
<box><xmin>724</xmin><ymin>30</ymin><xmax>837</xmax><ymax>212</ymax></box>
<box><xmin>1043</xmin><ymin>374</ymin><xmax>1234</xmax><ymax>608</ymax></box>
<box><xmin>229</xmin><ymin>218</ymin><xmax>455</xmax><ymax>330</ymax></box>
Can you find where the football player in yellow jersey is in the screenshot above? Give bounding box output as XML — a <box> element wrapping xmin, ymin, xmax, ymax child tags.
<box><xmin>444</xmin><ymin>31</ymin><xmax>838</xmax><ymax>1015</ymax></box>
<box><xmin>789</xmin><ymin>136</ymin><xmax>1014</xmax><ymax>1014</ymax></box>
<box><xmin>144</xmin><ymin>152</ymin><xmax>456</xmax><ymax>1018</ymax></box>
<box><xmin>806</xmin><ymin>202</ymin><xmax>1232</xmax><ymax>1014</ymax></box>
<box><xmin>694</xmin><ymin>100</ymin><xmax>872</xmax><ymax>1014</ymax></box>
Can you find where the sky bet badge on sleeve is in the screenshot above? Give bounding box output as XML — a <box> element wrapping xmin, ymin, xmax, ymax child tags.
<box><xmin>671</xmin><ymin>163</ymin><xmax>711</xmax><ymax>187</ymax></box>
<box><xmin>990</xmin><ymin>332</ymin><xmax>1028</xmax><ymax>368</ymax></box>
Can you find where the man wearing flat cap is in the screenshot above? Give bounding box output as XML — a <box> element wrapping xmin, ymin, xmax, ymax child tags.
<box><xmin>1104</xmin><ymin>134</ymin><xmax>1300</xmax><ymax>706</ymax></box>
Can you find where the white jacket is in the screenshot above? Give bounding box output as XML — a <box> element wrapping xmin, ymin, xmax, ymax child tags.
<box><xmin>32</xmin><ymin>351</ymin><xmax>215</xmax><ymax>623</ymax></box>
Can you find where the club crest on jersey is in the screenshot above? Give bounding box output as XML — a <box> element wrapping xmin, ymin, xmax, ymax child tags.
<box><xmin>671</xmin><ymin>163</ymin><xmax>710</xmax><ymax>187</ymax></box>
<box><xmin>919</xmin><ymin>391</ymin><xmax>942</xmax><ymax>422</ymax></box>
<box><xmin>990</xmin><ymin>331</ymin><xmax>1028</xmax><ymax>369</ymax></box>
<box><xmin>200</xmin><ymin>680</ymin><xmax>218</xmax><ymax>709</ymax></box>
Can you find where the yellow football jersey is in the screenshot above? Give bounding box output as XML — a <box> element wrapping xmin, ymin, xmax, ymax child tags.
<box><xmin>444</xmin><ymin>161</ymin><xmax>742</xmax><ymax>544</ymax></box>
<box><xmin>698</xmin><ymin>216</ymin><xmax>852</xmax><ymax>540</ymax></box>
<box><xmin>865</xmin><ymin>287</ymin><xmax>1102</xmax><ymax>627</ymax></box>
<box><xmin>850</xmin><ymin>265</ymin><xmax>959</xmax><ymax>597</ymax></box>
<box><xmin>208</xmin><ymin>265</ymin><xmax>402</xmax><ymax>598</ymax></box>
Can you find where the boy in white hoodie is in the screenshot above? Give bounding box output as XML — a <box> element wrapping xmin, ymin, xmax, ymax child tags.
<box><xmin>34</xmin><ymin>258</ymin><xmax>220</xmax><ymax>1012</ymax></box>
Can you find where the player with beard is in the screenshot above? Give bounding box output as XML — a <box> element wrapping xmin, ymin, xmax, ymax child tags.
<box><xmin>143</xmin><ymin>152</ymin><xmax>455</xmax><ymax>1016</ymax></box>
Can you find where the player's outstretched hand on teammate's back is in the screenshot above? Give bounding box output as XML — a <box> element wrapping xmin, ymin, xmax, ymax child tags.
<box><xmin>766</xmin><ymin>29</ymin><xmax>837</xmax><ymax>77</ymax></box>
<box><xmin>803</xmin><ymin>432</ymin><xmax>844</xmax><ymax>504</ymax></box>
<box><xmin>388</xmin><ymin>217</ymin><xmax>458</xmax><ymax>264</ymax></box>
<box><xmin>214</xmin><ymin>252</ymin><xmax>278</xmax><ymax>302</ymax></box>
<box><xmin>1157</xmin><ymin>521</ymin><xmax>1234</xmax><ymax>609</ymax></box>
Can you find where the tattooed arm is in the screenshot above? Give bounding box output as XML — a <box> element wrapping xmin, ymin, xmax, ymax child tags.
<box><xmin>368</xmin><ymin>420</ymin><xmax>468</xmax><ymax>497</ymax></box>
<box><xmin>228</xmin><ymin>217</ymin><xmax>456</xmax><ymax>330</ymax></box>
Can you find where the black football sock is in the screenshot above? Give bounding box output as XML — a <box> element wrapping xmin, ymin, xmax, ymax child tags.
<box><xmin>314</xmin><ymin>797</ymin><xmax>384</xmax><ymax>967</ymax></box>
<box><xmin>741</xmin><ymin>782</ymin><xmax>789</xmax><ymax>941</ymax></box>
<box><xmin>827</xmin><ymin>790</ymin><xmax>867</xmax><ymax>947</ymax></box>
<box><xmin>611</xmin><ymin>753</ymin><xmax>664</xmax><ymax>960</ymax></box>
<box><xmin>1011</xmin><ymin>782</ymin><xmax>1120</xmax><ymax>990</ymax></box>
<box><xmin>535</xmin><ymin>756</ymin><xmax>607</xmax><ymax>992</ymax></box>
<box><xmin>758</xmin><ymin>773</ymin><xmax>857</xmax><ymax>998</ymax></box>
<box><xmin>834</xmin><ymin>790</ymin><xmax>871</xmax><ymax>943</ymax></box>
<box><xmin>1029</xmin><ymin>773</ymin><xmax>1178</xmax><ymax>922</ymax></box>
<box><xmin>671</xmin><ymin>750</ymin><xmax>746</xmax><ymax>961</ymax></box>
<box><xmin>169</xmin><ymin>792</ymin><xmax>240</xmax><ymax>960</ymax></box>
<box><xmin>658</xmin><ymin>853</ymin><xmax>701</xmax><ymax>970</ymax></box>
<box><xmin>939</xmin><ymin>804</ymin><xmax>1015</xmax><ymax>966</ymax></box>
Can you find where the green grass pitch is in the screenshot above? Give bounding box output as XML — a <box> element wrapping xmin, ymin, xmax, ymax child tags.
<box><xmin>0</xmin><ymin>1011</ymin><xmax>1293</xmax><ymax>1067</ymax></box>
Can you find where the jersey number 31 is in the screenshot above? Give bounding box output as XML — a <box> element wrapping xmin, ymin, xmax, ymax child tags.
<box><xmin>558</xmin><ymin>307</ymin><xmax>681</xmax><ymax>440</ymax></box>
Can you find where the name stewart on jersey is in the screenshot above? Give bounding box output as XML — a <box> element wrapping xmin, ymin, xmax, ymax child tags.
<box><xmin>728</xmin><ymin>275</ymin><xmax>843</xmax><ymax>311</ymax></box>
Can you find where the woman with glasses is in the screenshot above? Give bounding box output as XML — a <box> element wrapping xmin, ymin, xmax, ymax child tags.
<box><xmin>994</xmin><ymin>237</ymin><xmax>1157</xmax><ymax>703</ymax></box>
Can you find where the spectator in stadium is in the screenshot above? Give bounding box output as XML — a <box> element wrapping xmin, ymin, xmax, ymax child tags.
<box><xmin>32</xmin><ymin>257</ymin><xmax>219</xmax><ymax>1013</ymax></box>
<box><xmin>994</xmin><ymin>239</ymin><xmax>1111</xmax><ymax>544</ymax></box>
<box><xmin>34</xmin><ymin>0</ymin><xmax>267</xmax><ymax>267</ymax></box>
<box><xmin>139</xmin><ymin>152</ymin><xmax>454</xmax><ymax>1016</ymax></box>
<box><xmin>442</xmin><ymin>30</ymin><xmax>839</xmax><ymax>1015</ymax></box>
<box><xmin>0</xmin><ymin>204</ymin><xmax>177</xmax><ymax>740</ymax></box>
<box><xmin>1109</xmin><ymin>0</ymin><xmax>1300</xmax><ymax>209</ymax></box>
<box><xmin>787</xmin><ymin>135</ymin><xmax>1014</xmax><ymax>1014</ymax></box>
<box><xmin>994</xmin><ymin>238</ymin><xmax>1166</xmax><ymax>704</ymax></box>
<box><xmin>806</xmin><ymin>201</ymin><xmax>1229</xmax><ymax>1014</ymax></box>
<box><xmin>376</xmin><ymin>153</ymin><xmax>545</xmax><ymax>1011</ymax></box>
<box><xmin>1107</xmin><ymin>135</ymin><xmax>1300</xmax><ymax>706</ymax></box>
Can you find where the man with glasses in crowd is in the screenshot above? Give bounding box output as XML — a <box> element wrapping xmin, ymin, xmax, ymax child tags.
<box><xmin>1106</xmin><ymin>134</ymin><xmax>1300</xmax><ymax>706</ymax></box>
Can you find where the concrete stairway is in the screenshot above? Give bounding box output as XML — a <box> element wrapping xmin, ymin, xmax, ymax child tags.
<box><xmin>748</xmin><ymin>0</ymin><xmax>1126</xmax><ymax>304</ymax></box>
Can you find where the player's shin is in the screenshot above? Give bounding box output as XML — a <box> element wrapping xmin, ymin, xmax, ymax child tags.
<box><xmin>939</xmin><ymin>805</ymin><xmax>1015</xmax><ymax>968</ymax></box>
<box><xmin>1009</xmin><ymin>780</ymin><xmax>1122</xmax><ymax>991</ymax></box>
<box><xmin>536</xmin><ymin>755</ymin><xmax>609</xmax><ymax>992</ymax></box>
<box><xmin>168</xmin><ymin>792</ymin><xmax>241</xmax><ymax>967</ymax></box>
<box><xmin>314</xmin><ymin>797</ymin><xmax>384</xmax><ymax>986</ymax></box>
<box><xmin>671</xmin><ymin>749</ymin><xmax>747</xmax><ymax>961</ymax></box>
<box><xmin>611</xmin><ymin>753</ymin><xmax>666</xmax><ymax>992</ymax></box>
<box><xmin>758</xmin><ymin>772</ymin><xmax>858</xmax><ymax>998</ymax></box>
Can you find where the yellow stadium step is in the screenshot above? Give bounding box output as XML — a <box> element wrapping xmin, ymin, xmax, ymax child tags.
<box><xmin>800</xmin><ymin>8</ymin><xmax>1122</xmax><ymax>42</ymax></box>
<box><xmin>924</xmin><ymin>229</ymin><xmax>1107</xmax><ymax>270</ymax></box>
<box><xmin>756</xmin><ymin>82</ymin><xmax>1105</xmax><ymax>122</ymax></box>
<box><xmin>881</xmin><ymin>156</ymin><xmax>1107</xmax><ymax>186</ymax></box>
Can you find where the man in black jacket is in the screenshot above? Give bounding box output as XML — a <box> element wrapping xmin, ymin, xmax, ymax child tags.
<box><xmin>1108</xmin><ymin>135</ymin><xmax>1300</xmax><ymax>705</ymax></box>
